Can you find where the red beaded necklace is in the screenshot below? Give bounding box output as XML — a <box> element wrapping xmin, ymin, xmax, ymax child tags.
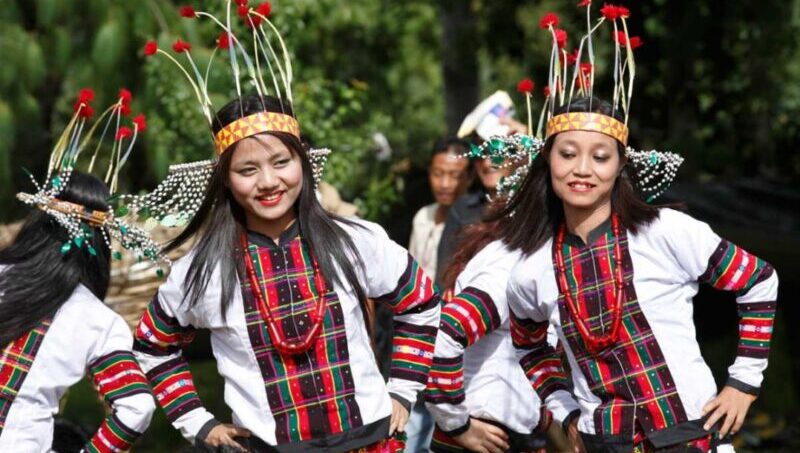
<box><xmin>241</xmin><ymin>233</ymin><xmax>328</xmax><ymax>355</ymax></box>
<box><xmin>554</xmin><ymin>213</ymin><xmax>625</xmax><ymax>353</ymax></box>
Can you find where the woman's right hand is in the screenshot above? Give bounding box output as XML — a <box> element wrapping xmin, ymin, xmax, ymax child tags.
<box><xmin>204</xmin><ymin>423</ymin><xmax>252</xmax><ymax>452</ymax></box>
<box><xmin>453</xmin><ymin>418</ymin><xmax>510</xmax><ymax>453</ymax></box>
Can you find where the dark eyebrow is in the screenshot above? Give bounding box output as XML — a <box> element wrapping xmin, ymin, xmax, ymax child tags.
<box><xmin>233</xmin><ymin>159</ymin><xmax>260</xmax><ymax>167</ymax></box>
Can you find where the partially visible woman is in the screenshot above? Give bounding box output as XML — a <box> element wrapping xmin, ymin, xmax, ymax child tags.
<box><xmin>502</xmin><ymin>97</ymin><xmax>778</xmax><ymax>453</ymax></box>
<box><xmin>0</xmin><ymin>171</ymin><xmax>155</xmax><ymax>452</ymax></box>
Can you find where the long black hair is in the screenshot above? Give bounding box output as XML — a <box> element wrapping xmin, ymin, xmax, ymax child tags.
<box><xmin>0</xmin><ymin>171</ymin><xmax>112</xmax><ymax>346</ymax></box>
<box><xmin>166</xmin><ymin>95</ymin><xmax>369</xmax><ymax>324</ymax></box>
<box><xmin>488</xmin><ymin>96</ymin><xmax>664</xmax><ymax>256</ymax></box>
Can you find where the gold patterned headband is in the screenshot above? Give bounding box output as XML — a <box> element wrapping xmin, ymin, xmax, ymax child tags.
<box><xmin>214</xmin><ymin>111</ymin><xmax>301</xmax><ymax>155</ymax></box>
<box><xmin>545</xmin><ymin>112</ymin><xmax>629</xmax><ymax>146</ymax></box>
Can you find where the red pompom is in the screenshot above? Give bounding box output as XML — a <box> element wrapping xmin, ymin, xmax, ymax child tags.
<box><xmin>237</xmin><ymin>5</ymin><xmax>249</xmax><ymax>17</ymax></box>
<box><xmin>172</xmin><ymin>39</ymin><xmax>192</xmax><ymax>53</ymax></box>
<box><xmin>566</xmin><ymin>49</ymin><xmax>579</xmax><ymax>66</ymax></box>
<box><xmin>144</xmin><ymin>40</ymin><xmax>158</xmax><ymax>56</ymax></box>
<box><xmin>539</xmin><ymin>12</ymin><xmax>559</xmax><ymax>29</ymax></box>
<box><xmin>116</xmin><ymin>126</ymin><xmax>133</xmax><ymax>141</ymax></box>
<box><xmin>555</xmin><ymin>29</ymin><xmax>568</xmax><ymax>48</ymax></box>
<box><xmin>246</xmin><ymin>15</ymin><xmax>263</xmax><ymax>28</ymax></box>
<box><xmin>578</xmin><ymin>0</ymin><xmax>592</xmax><ymax>6</ymax></box>
<box><xmin>616</xmin><ymin>31</ymin><xmax>642</xmax><ymax>49</ymax></box>
<box><xmin>217</xmin><ymin>32</ymin><xmax>232</xmax><ymax>49</ymax></box>
<box><xmin>617</xmin><ymin>5</ymin><xmax>630</xmax><ymax>18</ymax></box>
<box><xmin>580</xmin><ymin>62</ymin><xmax>593</xmax><ymax>75</ymax></box>
<box><xmin>628</xmin><ymin>36</ymin><xmax>642</xmax><ymax>49</ymax></box>
<box><xmin>118</xmin><ymin>88</ymin><xmax>132</xmax><ymax>105</ymax></box>
<box><xmin>544</xmin><ymin>86</ymin><xmax>551</xmax><ymax>98</ymax></box>
<box><xmin>118</xmin><ymin>103</ymin><xmax>132</xmax><ymax>117</ymax></box>
<box><xmin>235</xmin><ymin>0</ymin><xmax>248</xmax><ymax>5</ymax></box>
<box><xmin>179</xmin><ymin>5</ymin><xmax>197</xmax><ymax>18</ymax></box>
<box><xmin>255</xmin><ymin>2</ymin><xmax>271</xmax><ymax>17</ymax></box>
<box><xmin>80</xmin><ymin>105</ymin><xmax>94</xmax><ymax>119</ymax></box>
<box><xmin>133</xmin><ymin>114</ymin><xmax>147</xmax><ymax>133</ymax></box>
<box><xmin>77</xmin><ymin>88</ymin><xmax>95</xmax><ymax>104</ymax></box>
<box><xmin>516</xmin><ymin>78</ymin><xmax>535</xmax><ymax>95</ymax></box>
<box><xmin>601</xmin><ymin>3</ymin><xmax>620</xmax><ymax>20</ymax></box>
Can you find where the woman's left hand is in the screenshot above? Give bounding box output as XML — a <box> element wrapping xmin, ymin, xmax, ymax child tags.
<box><xmin>389</xmin><ymin>398</ymin><xmax>410</xmax><ymax>435</ymax></box>
<box><xmin>702</xmin><ymin>385</ymin><xmax>757</xmax><ymax>437</ymax></box>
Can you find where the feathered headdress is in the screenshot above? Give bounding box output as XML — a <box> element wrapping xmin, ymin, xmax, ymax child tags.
<box><xmin>15</xmin><ymin>88</ymin><xmax>169</xmax><ymax>274</ymax></box>
<box><xmin>119</xmin><ymin>1</ymin><xmax>331</xmax><ymax>226</ymax></box>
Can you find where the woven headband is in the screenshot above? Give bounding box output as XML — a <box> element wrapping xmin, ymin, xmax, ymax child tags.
<box><xmin>545</xmin><ymin>112</ymin><xmax>629</xmax><ymax>146</ymax></box>
<box><xmin>214</xmin><ymin>112</ymin><xmax>300</xmax><ymax>155</ymax></box>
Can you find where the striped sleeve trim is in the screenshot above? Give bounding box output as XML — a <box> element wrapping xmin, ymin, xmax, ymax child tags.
<box><xmin>146</xmin><ymin>357</ymin><xmax>203</xmax><ymax>423</ymax></box>
<box><xmin>425</xmin><ymin>355</ymin><xmax>465</xmax><ymax>405</ymax></box>
<box><xmin>440</xmin><ymin>286</ymin><xmax>502</xmax><ymax>348</ymax></box>
<box><xmin>89</xmin><ymin>350</ymin><xmax>151</xmax><ymax>404</ymax></box>
<box><xmin>376</xmin><ymin>254</ymin><xmax>438</xmax><ymax>314</ymax></box>
<box><xmin>700</xmin><ymin>240</ymin><xmax>775</xmax><ymax>296</ymax></box>
<box><xmin>391</xmin><ymin>321</ymin><xmax>437</xmax><ymax>384</ymax></box>
<box><xmin>510</xmin><ymin>311</ymin><xmax>569</xmax><ymax>400</ymax></box>
<box><xmin>83</xmin><ymin>411</ymin><xmax>141</xmax><ymax>453</ymax></box>
<box><xmin>736</xmin><ymin>301</ymin><xmax>776</xmax><ymax>359</ymax></box>
<box><xmin>134</xmin><ymin>292</ymin><xmax>196</xmax><ymax>356</ymax></box>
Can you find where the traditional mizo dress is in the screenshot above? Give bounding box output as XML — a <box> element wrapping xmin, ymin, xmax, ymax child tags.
<box><xmin>133</xmin><ymin>220</ymin><xmax>440</xmax><ymax>452</ymax></box>
<box><xmin>507</xmin><ymin>209</ymin><xmax>778</xmax><ymax>452</ymax></box>
<box><xmin>0</xmin><ymin>266</ymin><xmax>155</xmax><ymax>453</ymax></box>
<box><xmin>425</xmin><ymin>240</ymin><xmax>555</xmax><ymax>452</ymax></box>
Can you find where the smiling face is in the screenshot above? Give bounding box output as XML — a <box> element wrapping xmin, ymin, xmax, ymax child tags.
<box><xmin>227</xmin><ymin>134</ymin><xmax>303</xmax><ymax>233</ymax></box>
<box><xmin>549</xmin><ymin>130</ymin><xmax>623</xmax><ymax>212</ymax></box>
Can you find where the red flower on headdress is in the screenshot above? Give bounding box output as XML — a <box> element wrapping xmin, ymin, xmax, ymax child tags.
<box><xmin>517</xmin><ymin>78</ymin><xmax>535</xmax><ymax>95</ymax></box>
<box><xmin>600</xmin><ymin>4</ymin><xmax>620</xmax><ymax>20</ymax></box>
<box><xmin>235</xmin><ymin>0</ymin><xmax>248</xmax><ymax>5</ymax></box>
<box><xmin>544</xmin><ymin>86</ymin><xmax>551</xmax><ymax>98</ymax></box>
<box><xmin>217</xmin><ymin>32</ymin><xmax>232</xmax><ymax>49</ymax></box>
<box><xmin>179</xmin><ymin>5</ymin><xmax>197</xmax><ymax>18</ymax></box>
<box><xmin>118</xmin><ymin>103</ymin><xmax>132</xmax><ymax>117</ymax></box>
<box><xmin>77</xmin><ymin>88</ymin><xmax>95</xmax><ymax>104</ymax></box>
<box><xmin>578</xmin><ymin>0</ymin><xmax>592</xmax><ymax>6</ymax></box>
<box><xmin>617</xmin><ymin>6</ymin><xmax>630</xmax><ymax>18</ymax></box>
<box><xmin>615</xmin><ymin>31</ymin><xmax>642</xmax><ymax>49</ymax></box>
<box><xmin>237</xmin><ymin>5</ymin><xmax>249</xmax><ymax>18</ymax></box>
<box><xmin>539</xmin><ymin>12</ymin><xmax>559</xmax><ymax>29</ymax></box>
<box><xmin>555</xmin><ymin>29</ymin><xmax>568</xmax><ymax>48</ymax></box>
<box><xmin>115</xmin><ymin>126</ymin><xmax>133</xmax><ymax>141</ymax></box>
<box><xmin>118</xmin><ymin>88</ymin><xmax>132</xmax><ymax>105</ymax></box>
<box><xmin>566</xmin><ymin>49</ymin><xmax>579</xmax><ymax>66</ymax></box>
<box><xmin>628</xmin><ymin>36</ymin><xmax>642</xmax><ymax>49</ymax></box>
<box><xmin>144</xmin><ymin>40</ymin><xmax>158</xmax><ymax>56</ymax></box>
<box><xmin>74</xmin><ymin>88</ymin><xmax>95</xmax><ymax>118</ymax></box>
<box><xmin>172</xmin><ymin>39</ymin><xmax>192</xmax><ymax>53</ymax></box>
<box><xmin>78</xmin><ymin>105</ymin><xmax>94</xmax><ymax>119</ymax></box>
<box><xmin>255</xmin><ymin>2</ymin><xmax>271</xmax><ymax>17</ymax></box>
<box><xmin>133</xmin><ymin>114</ymin><xmax>147</xmax><ymax>133</ymax></box>
<box><xmin>580</xmin><ymin>62</ymin><xmax>593</xmax><ymax>74</ymax></box>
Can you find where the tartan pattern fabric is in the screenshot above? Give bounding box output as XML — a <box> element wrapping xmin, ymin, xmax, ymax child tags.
<box><xmin>426</xmin><ymin>356</ymin><xmax>464</xmax><ymax>405</ymax></box>
<box><xmin>375</xmin><ymin>254</ymin><xmax>438</xmax><ymax>384</ymax></box>
<box><xmin>0</xmin><ymin>318</ymin><xmax>52</xmax><ymax>431</ymax></box>
<box><xmin>83</xmin><ymin>411</ymin><xmax>141</xmax><ymax>453</ymax></box>
<box><xmin>427</xmin><ymin>287</ymin><xmax>500</xmax><ymax>406</ymax></box>
<box><xmin>346</xmin><ymin>433</ymin><xmax>406</xmax><ymax>452</ymax></box>
<box><xmin>510</xmin><ymin>311</ymin><xmax>570</xmax><ymax>400</ymax></box>
<box><xmin>146</xmin><ymin>358</ymin><xmax>202</xmax><ymax>422</ymax></box>
<box><xmin>430</xmin><ymin>427</ymin><xmax>464</xmax><ymax>453</ymax></box>
<box><xmin>240</xmin><ymin>238</ymin><xmax>362</xmax><ymax>444</ymax></box>
<box><xmin>554</xmin><ymin>228</ymin><xmax>688</xmax><ymax>437</ymax></box>
<box><xmin>699</xmin><ymin>240</ymin><xmax>776</xmax><ymax>359</ymax></box>
<box><xmin>134</xmin><ymin>292</ymin><xmax>197</xmax><ymax>356</ymax></box>
<box><xmin>440</xmin><ymin>287</ymin><xmax>501</xmax><ymax>348</ymax></box>
<box><xmin>89</xmin><ymin>350</ymin><xmax>151</xmax><ymax>404</ymax></box>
